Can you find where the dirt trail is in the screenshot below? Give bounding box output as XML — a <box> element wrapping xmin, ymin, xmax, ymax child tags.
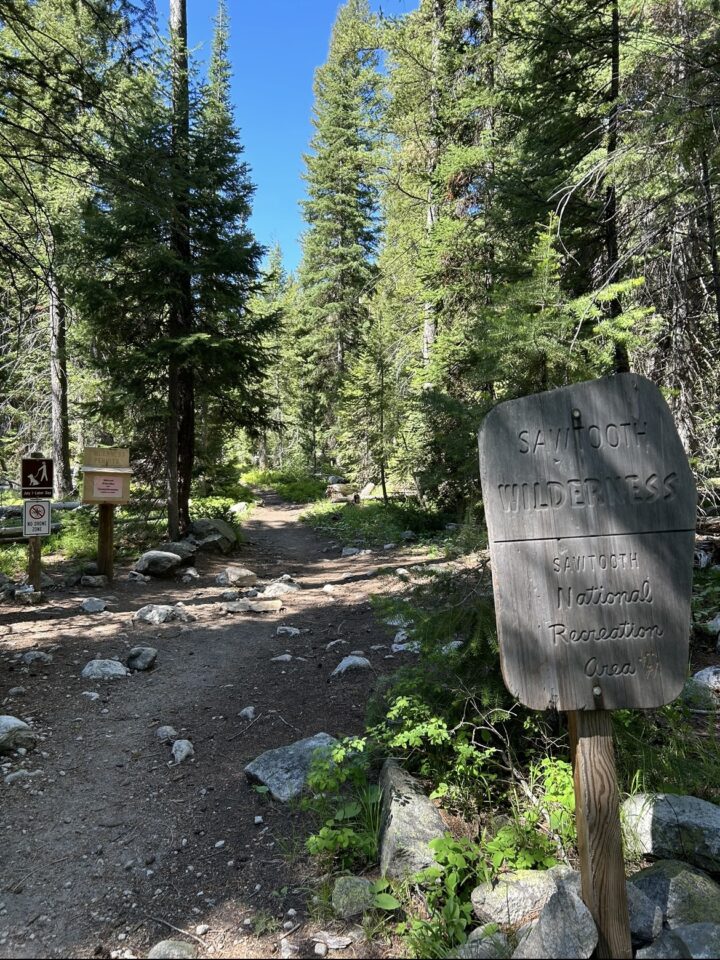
<box><xmin>0</xmin><ymin>493</ymin><xmax>417</xmax><ymax>960</ymax></box>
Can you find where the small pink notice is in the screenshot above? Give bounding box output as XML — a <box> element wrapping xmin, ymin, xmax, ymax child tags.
<box><xmin>93</xmin><ymin>475</ymin><xmax>123</xmax><ymax>498</ymax></box>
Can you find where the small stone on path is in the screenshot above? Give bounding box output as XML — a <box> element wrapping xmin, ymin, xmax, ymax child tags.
<box><xmin>331</xmin><ymin>656</ymin><xmax>371</xmax><ymax>678</ymax></box>
<box><xmin>126</xmin><ymin>646</ymin><xmax>158</xmax><ymax>672</ymax></box>
<box><xmin>81</xmin><ymin>691</ymin><xmax>100</xmax><ymax>701</ymax></box>
<box><xmin>81</xmin><ymin>659</ymin><xmax>129</xmax><ymax>680</ymax></box>
<box><xmin>277</xmin><ymin>626</ymin><xmax>301</xmax><ymax>637</ymax></box>
<box><xmin>271</xmin><ymin>654</ymin><xmax>292</xmax><ymax>663</ymax></box>
<box><xmin>147</xmin><ymin>942</ymin><xmax>198</xmax><ymax>960</ymax></box>
<box><xmin>244</xmin><ymin>732</ymin><xmax>337</xmax><ymax>802</ymax></box>
<box><xmin>0</xmin><ymin>716</ymin><xmax>38</xmax><ymax>754</ymax></box>
<box><xmin>81</xmin><ymin>597</ymin><xmax>107</xmax><ymax>613</ymax></box>
<box><xmin>20</xmin><ymin>650</ymin><xmax>53</xmax><ymax>665</ymax></box>
<box><xmin>156</xmin><ymin>725</ymin><xmax>178</xmax><ymax>742</ymax></box>
<box><xmin>81</xmin><ymin>574</ymin><xmax>108</xmax><ymax>588</ymax></box>
<box><xmin>134</xmin><ymin>550</ymin><xmax>184</xmax><ymax>576</ymax></box>
<box><xmin>171</xmin><ymin>739</ymin><xmax>194</xmax><ymax>764</ymax></box>
<box><xmin>332</xmin><ymin>876</ymin><xmax>374</xmax><ymax>919</ymax></box>
<box><xmin>239</xmin><ymin>706</ymin><xmax>256</xmax><ymax>721</ymax></box>
<box><xmin>215</xmin><ymin>566</ymin><xmax>257</xmax><ymax>587</ymax></box>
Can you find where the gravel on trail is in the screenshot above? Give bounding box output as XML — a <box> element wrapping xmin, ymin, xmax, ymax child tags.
<box><xmin>0</xmin><ymin>492</ymin><xmax>421</xmax><ymax>960</ymax></box>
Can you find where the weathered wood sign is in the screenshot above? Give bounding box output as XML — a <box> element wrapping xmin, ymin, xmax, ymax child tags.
<box><xmin>479</xmin><ymin>374</ymin><xmax>696</xmax><ymax>712</ymax></box>
<box><xmin>81</xmin><ymin>448</ymin><xmax>133</xmax><ymax>580</ymax></box>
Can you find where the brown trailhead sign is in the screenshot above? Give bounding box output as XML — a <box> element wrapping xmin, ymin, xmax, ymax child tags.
<box><xmin>21</xmin><ymin>458</ymin><xmax>53</xmax><ymax>499</ymax></box>
<box><xmin>479</xmin><ymin>374</ymin><xmax>696</xmax><ymax>712</ymax></box>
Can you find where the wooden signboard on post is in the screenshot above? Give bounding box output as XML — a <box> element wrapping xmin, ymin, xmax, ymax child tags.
<box><xmin>81</xmin><ymin>448</ymin><xmax>133</xmax><ymax>580</ymax></box>
<box><xmin>479</xmin><ymin>373</ymin><xmax>696</xmax><ymax>959</ymax></box>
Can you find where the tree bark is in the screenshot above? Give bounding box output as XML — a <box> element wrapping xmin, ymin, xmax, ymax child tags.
<box><xmin>422</xmin><ymin>0</ymin><xmax>445</xmax><ymax>364</ymax></box>
<box><xmin>49</xmin><ymin>266</ymin><xmax>72</xmax><ymax>499</ymax></box>
<box><xmin>700</xmin><ymin>150</ymin><xmax>720</xmax><ymax>339</ymax></box>
<box><xmin>605</xmin><ymin>0</ymin><xmax>629</xmax><ymax>374</ymax></box>
<box><xmin>169</xmin><ymin>0</ymin><xmax>194</xmax><ymax>535</ymax></box>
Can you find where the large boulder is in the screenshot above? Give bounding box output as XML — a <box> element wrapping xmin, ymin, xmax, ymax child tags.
<box><xmin>379</xmin><ymin>760</ymin><xmax>445</xmax><ymax>878</ymax></box>
<box><xmin>628</xmin><ymin>860</ymin><xmax>720</xmax><ymax>928</ymax></box>
<box><xmin>671</xmin><ymin>923</ymin><xmax>720</xmax><ymax>960</ymax></box>
<box><xmin>135</xmin><ymin>550</ymin><xmax>184</xmax><ymax>576</ymax></box>
<box><xmin>627</xmin><ymin>880</ymin><xmax>664</xmax><ymax>946</ymax></box>
<box><xmin>636</xmin><ymin>930</ymin><xmax>692</xmax><ymax>959</ymax></box>
<box><xmin>162</xmin><ymin>540</ymin><xmax>198</xmax><ymax>561</ymax></box>
<box><xmin>244</xmin><ymin>733</ymin><xmax>337</xmax><ymax>802</ymax></box>
<box><xmin>683</xmin><ymin>667</ymin><xmax>720</xmax><ymax>709</ymax></box>
<box><xmin>471</xmin><ymin>867</ymin><xmax>578</xmax><ymax>928</ymax></box>
<box><xmin>511</xmin><ymin>889</ymin><xmax>597</xmax><ymax>959</ymax></box>
<box><xmin>189</xmin><ymin>518</ymin><xmax>237</xmax><ymax>554</ymax></box>
<box><xmin>0</xmin><ymin>716</ymin><xmax>37</xmax><ymax>754</ymax></box>
<box><xmin>622</xmin><ymin>794</ymin><xmax>720</xmax><ymax>873</ymax></box>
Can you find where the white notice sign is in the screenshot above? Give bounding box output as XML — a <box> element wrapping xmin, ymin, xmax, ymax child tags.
<box><xmin>93</xmin><ymin>476</ymin><xmax>123</xmax><ymax>499</ymax></box>
<box><xmin>23</xmin><ymin>500</ymin><xmax>51</xmax><ymax>537</ymax></box>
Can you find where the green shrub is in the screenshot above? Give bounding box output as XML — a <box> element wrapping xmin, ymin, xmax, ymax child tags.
<box><xmin>241</xmin><ymin>467</ymin><xmax>326</xmax><ymax>503</ymax></box>
<box><xmin>303</xmin><ymin>498</ymin><xmax>445</xmax><ymax>547</ymax></box>
<box><xmin>0</xmin><ymin>543</ymin><xmax>26</xmax><ymax>578</ymax></box>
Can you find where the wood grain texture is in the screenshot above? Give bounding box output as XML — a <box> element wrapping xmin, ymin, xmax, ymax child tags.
<box><xmin>569</xmin><ymin>711</ymin><xmax>632</xmax><ymax>960</ymax></box>
<box><xmin>97</xmin><ymin>504</ymin><xmax>115</xmax><ymax>580</ymax></box>
<box><xmin>479</xmin><ymin>374</ymin><xmax>696</xmax><ymax>711</ymax></box>
<box><xmin>27</xmin><ymin>536</ymin><xmax>42</xmax><ymax>591</ymax></box>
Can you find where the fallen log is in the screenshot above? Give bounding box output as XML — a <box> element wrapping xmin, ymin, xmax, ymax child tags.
<box><xmin>0</xmin><ymin>523</ymin><xmax>61</xmax><ymax>541</ymax></box>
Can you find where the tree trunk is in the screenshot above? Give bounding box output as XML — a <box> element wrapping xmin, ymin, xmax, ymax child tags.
<box><xmin>422</xmin><ymin>0</ymin><xmax>445</xmax><ymax>364</ymax></box>
<box><xmin>169</xmin><ymin>0</ymin><xmax>194</xmax><ymax>535</ymax></box>
<box><xmin>605</xmin><ymin>0</ymin><xmax>629</xmax><ymax>374</ymax></box>
<box><xmin>48</xmin><ymin>266</ymin><xmax>72</xmax><ymax>498</ymax></box>
<box><xmin>700</xmin><ymin>150</ymin><xmax>720</xmax><ymax>338</ymax></box>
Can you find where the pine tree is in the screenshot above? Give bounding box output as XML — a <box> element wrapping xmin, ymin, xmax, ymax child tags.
<box><xmin>296</xmin><ymin>0</ymin><xmax>382</xmax><ymax>466</ymax></box>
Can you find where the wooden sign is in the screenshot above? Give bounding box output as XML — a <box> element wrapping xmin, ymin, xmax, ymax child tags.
<box><xmin>21</xmin><ymin>458</ymin><xmax>53</xmax><ymax>499</ymax></box>
<box><xmin>82</xmin><ymin>448</ymin><xmax>132</xmax><ymax>506</ymax></box>
<box><xmin>479</xmin><ymin>374</ymin><xmax>696</xmax><ymax>713</ymax></box>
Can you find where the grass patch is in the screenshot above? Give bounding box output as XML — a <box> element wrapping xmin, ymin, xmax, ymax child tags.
<box><xmin>0</xmin><ymin>543</ymin><xmax>27</xmax><ymax>578</ymax></box>
<box><xmin>241</xmin><ymin>467</ymin><xmax>326</xmax><ymax>503</ymax></box>
<box><xmin>302</xmin><ymin>499</ymin><xmax>445</xmax><ymax>547</ymax></box>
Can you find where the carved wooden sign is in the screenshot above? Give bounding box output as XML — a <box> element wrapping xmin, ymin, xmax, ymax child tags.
<box><xmin>479</xmin><ymin>374</ymin><xmax>696</xmax><ymax>712</ymax></box>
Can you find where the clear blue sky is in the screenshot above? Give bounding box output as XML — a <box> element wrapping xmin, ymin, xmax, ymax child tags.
<box><xmin>186</xmin><ymin>0</ymin><xmax>414</xmax><ymax>274</ymax></box>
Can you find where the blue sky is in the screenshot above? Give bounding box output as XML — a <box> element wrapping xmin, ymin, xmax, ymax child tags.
<box><xmin>186</xmin><ymin>0</ymin><xmax>414</xmax><ymax>274</ymax></box>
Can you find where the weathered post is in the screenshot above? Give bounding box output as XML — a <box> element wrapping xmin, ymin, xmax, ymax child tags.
<box><xmin>81</xmin><ymin>448</ymin><xmax>133</xmax><ymax>582</ymax></box>
<box><xmin>479</xmin><ymin>374</ymin><xmax>696</xmax><ymax>959</ymax></box>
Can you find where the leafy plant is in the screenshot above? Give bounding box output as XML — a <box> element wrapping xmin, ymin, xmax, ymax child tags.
<box><xmin>241</xmin><ymin>467</ymin><xmax>326</xmax><ymax>503</ymax></box>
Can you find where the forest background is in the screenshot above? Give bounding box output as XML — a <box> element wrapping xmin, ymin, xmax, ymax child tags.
<box><xmin>0</xmin><ymin>0</ymin><xmax>719</xmax><ymax>531</ymax></box>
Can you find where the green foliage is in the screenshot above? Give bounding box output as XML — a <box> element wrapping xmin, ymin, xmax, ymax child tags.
<box><xmin>0</xmin><ymin>545</ymin><xmax>26</xmax><ymax>579</ymax></box>
<box><xmin>43</xmin><ymin>510</ymin><xmax>97</xmax><ymax>562</ymax></box>
<box><xmin>304</xmin><ymin>737</ymin><xmax>383</xmax><ymax>870</ymax></box>
<box><xmin>691</xmin><ymin>566</ymin><xmax>720</xmax><ymax>623</ymax></box>
<box><xmin>402</xmin><ymin>835</ymin><xmax>489</xmax><ymax>956</ymax></box>
<box><xmin>241</xmin><ymin>468</ymin><xmax>326</xmax><ymax>504</ymax></box>
<box><xmin>303</xmin><ymin>499</ymin><xmax>445</xmax><ymax>546</ymax></box>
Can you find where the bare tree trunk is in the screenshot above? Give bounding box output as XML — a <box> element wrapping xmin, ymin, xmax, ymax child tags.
<box><xmin>169</xmin><ymin>0</ymin><xmax>194</xmax><ymax>536</ymax></box>
<box><xmin>605</xmin><ymin>0</ymin><xmax>629</xmax><ymax>374</ymax></box>
<box><xmin>48</xmin><ymin>265</ymin><xmax>72</xmax><ymax>498</ymax></box>
<box><xmin>700</xmin><ymin>150</ymin><xmax>720</xmax><ymax>338</ymax></box>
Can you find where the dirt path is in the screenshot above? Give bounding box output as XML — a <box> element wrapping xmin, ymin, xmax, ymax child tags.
<box><xmin>0</xmin><ymin>493</ymin><xmax>417</xmax><ymax>960</ymax></box>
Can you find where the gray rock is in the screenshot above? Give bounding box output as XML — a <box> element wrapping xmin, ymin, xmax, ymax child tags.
<box><xmin>134</xmin><ymin>550</ymin><xmax>184</xmax><ymax>576</ymax></box>
<box><xmin>222</xmin><ymin>599</ymin><xmax>251</xmax><ymax>613</ymax></box>
<box><xmin>636</xmin><ymin>929</ymin><xmax>692</xmax><ymax>959</ymax></box>
<box><xmin>156</xmin><ymin>725</ymin><xmax>178</xmax><ymax>742</ymax></box>
<box><xmin>400</xmin><ymin>530</ymin><xmax>416</xmax><ymax>541</ymax></box>
<box><xmin>391</xmin><ymin>642</ymin><xmax>420</xmax><ymax>653</ymax></box>
<box><xmin>262</xmin><ymin>578</ymin><xmax>301</xmax><ymax>598</ymax></box>
<box><xmin>681</xmin><ymin>678</ymin><xmax>717</xmax><ymax>710</ymax></box>
<box><xmin>384</xmin><ymin>543</ymin><xmax>396</xmax><ymax>550</ymax></box>
<box><xmin>511</xmin><ymin>889</ymin><xmax>597</xmax><ymax>959</ymax></box>
<box><xmin>181</xmin><ymin>567</ymin><xmax>200</xmax><ymax>582</ymax></box>
<box><xmin>327</xmin><ymin>475</ymin><xmax>346</xmax><ymax>485</ymax></box>
<box><xmin>244</xmin><ymin>732</ymin><xmax>337</xmax><ymax>802</ymax></box>
<box><xmin>134</xmin><ymin>603</ymin><xmax>193</xmax><ymax>625</ymax></box>
<box><xmin>127</xmin><ymin>646</ymin><xmax>158</xmax><ymax>671</ymax></box>
<box><xmin>331</xmin><ymin>875</ymin><xmax>374</xmax><ymax>919</ymax></box>
<box><xmin>672</xmin><ymin>923</ymin><xmax>720</xmax><ymax>959</ymax></box>
<box><xmin>219</xmin><ymin>589</ymin><xmax>240</xmax><ymax>601</ymax></box>
<box><xmin>249</xmin><ymin>598</ymin><xmax>283</xmax><ymax>613</ymax></box>
<box><xmin>162</xmin><ymin>540</ymin><xmax>197</xmax><ymax>561</ymax></box>
<box><xmin>331</xmin><ymin>655</ymin><xmax>371</xmax><ymax>678</ymax></box>
<box><xmin>627</xmin><ymin>880</ymin><xmax>663</xmax><ymax>945</ymax></box>
<box><xmin>189</xmin><ymin>518</ymin><xmax>237</xmax><ymax>554</ymax></box>
<box><xmin>20</xmin><ymin>650</ymin><xmax>52</xmax><ymax>665</ymax></box>
<box><xmin>81</xmin><ymin>659</ymin><xmax>129</xmax><ymax>680</ymax></box>
<box><xmin>148</xmin><ymin>941</ymin><xmax>198</xmax><ymax>960</ymax></box>
<box><xmin>687</xmin><ymin>667</ymin><xmax>720</xmax><ymax>706</ymax></box>
<box><xmin>7</xmin><ymin>686</ymin><xmax>26</xmax><ymax>697</ymax></box>
<box><xmin>81</xmin><ymin>691</ymin><xmax>100</xmax><ymax>701</ymax></box>
<box><xmin>128</xmin><ymin>570</ymin><xmax>151</xmax><ymax>583</ymax></box>
<box><xmin>172</xmin><ymin>739</ymin><xmax>194</xmax><ymax>764</ymax></box>
<box><xmin>472</xmin><ymin>869</ymin><xmax>560</xmax><ymax>927</ymax></box>
<box><xmin>277</xmin><ymin>626</ymin><xmax>301</xmax><ymax>637</ymax></box>
<box><xmin>239</xmin><ymin>706</ymin><xmax>256</xmax><ymax>722</ymax></box>
<box><xmin>215</xmin><ymin>566</ymin><xmax>258</xmax><ymax>587</ymax></box>
<box><xmin>271</xmin><ymin>654</ymin><xmax>292</xmax><ymax>663</ymax></box>
<box><xmin>81</xmin><ymin>597</ymin><xmax>107</xmax><ymax>613</ymax></box>
<box><xmin>0</xmin><ymin>716</ymin><xmax>38</xmax><ymax>754</ymax></box>
<box><xmin>80</xmin><ymin>574</ymin><xmax>109</xmax><ymax>588</ymax></box>
<box><xmin>379</xmin><ymin>760</ymin><xmax>445</xmax><ymax>878</ymax></box>
<box><xmin>451</xmin><ymin>926</ymin><xmax>511</xmax><ymax>959</ymax></box>
<box><xmin>229</xmin><ymin>501</ymin><xmax>249</xmax><ymax>515</ymax></box>
<box><xmin>4</xmin><ymin>769</ymin><xmax>42</xmax><ymax>785</ymax></box>
<box><xmin>628</xmin><ymin>860</ymin><xmax>720</xmax><ymax>928</ymax></box>
<box><xmin>622</xmin><ymin>794</ymin><xmax>720</xmax><ymax>873</ymax></box>
<box><xmin>342</xmin><ymin>547</ymin><xmax>361</xmax><ymax>557</ymax></box>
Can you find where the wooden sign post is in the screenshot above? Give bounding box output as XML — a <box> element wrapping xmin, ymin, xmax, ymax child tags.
<box><xmin>21</xmin><ymin>454</ymin><xmax>54</xmax><ymax>592</ymax></box>
<box><xmin>479</xmin><ymin>374</ymin><xmax>696</xmax><ymax>959</ymax></box>
<box><xmin>81</xmin><ymin>448</ymin><xmax>133</xmax><ymax>580</ymax></box>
